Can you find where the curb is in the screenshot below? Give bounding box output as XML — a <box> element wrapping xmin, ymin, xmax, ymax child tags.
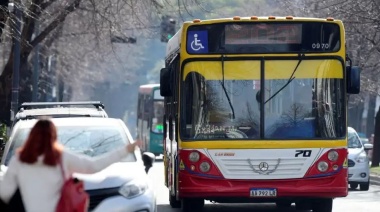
<box><xmin>370</xmin><ymin>174</ymin><xmax>380</xmax><ymax>186</ymax></box>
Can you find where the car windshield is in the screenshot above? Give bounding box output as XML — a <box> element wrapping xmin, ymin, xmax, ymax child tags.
<box><xmin>348</xmin><ymin>131</ymin><xmax>362</xmax><ymax>148</ymax></box>
<box><xmin>4</xmin><ymin>124</ymin><xmax>136</xmax><ymax>165</ymax></box>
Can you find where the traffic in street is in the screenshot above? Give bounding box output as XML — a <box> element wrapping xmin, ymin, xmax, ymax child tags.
<box><xmin>151</xmin><ymin>159</ymin><xmax>380</xmax><ymax>212</ymax></box>
<box><xmin>1</xmin><ymin>1</ymin><xmax>380</xmax><ymax>212</ymax></box>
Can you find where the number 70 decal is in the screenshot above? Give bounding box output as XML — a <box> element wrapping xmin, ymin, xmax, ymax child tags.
<box><xmin>295</xmin><ymin>150</ymin><xmax>312</xmax><ymax>157</ymax></box>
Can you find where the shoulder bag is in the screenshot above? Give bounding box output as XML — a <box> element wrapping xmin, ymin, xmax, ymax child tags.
<box><xmin>56</xmin><ymin>161</ymin><xmax>89</xmax><ymax>212</ymax></box>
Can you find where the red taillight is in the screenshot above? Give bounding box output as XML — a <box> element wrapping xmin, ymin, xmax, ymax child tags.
<box><xmin>179</xmin><ymin>150</ymin><xmax>224</xmax><ymax>178</ymax></box>
<box><xmin>304</xmin><ymin>148</ymin><xmax>347</xmax><ymax>178</ymax></box>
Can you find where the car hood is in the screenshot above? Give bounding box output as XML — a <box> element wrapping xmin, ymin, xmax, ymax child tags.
<box><xmin>348</xmin><ymin>148</ymin><xmax>364</xmax><ymax>159</ymax></box>
<box><xmin>0</xmin><ymin>162</ymin><xmax>147</xmax><ymax>190</ymax></box>
<box><xmin>74</xmin><ymin>162</ymin><xmax>147</xmax><ymax>190</ymax></box>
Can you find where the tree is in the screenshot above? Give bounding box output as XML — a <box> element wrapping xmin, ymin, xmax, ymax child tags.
<box><xmin>0</xmin><ymin>0</ymin><xmax>165</xmax><ymax>125</ymax></box>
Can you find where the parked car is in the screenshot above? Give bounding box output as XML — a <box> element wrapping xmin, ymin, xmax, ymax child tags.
<box><xmin>347</xmin><ymin>127</ymin><xmax>373</xmax><ymax>191</ymax></box>
<box><xmin>1</xmin><ymin>117</ymin><xmax>157</xmax><ymax>212</ymax></box>
<box><xmin>12</xmin><ymin>101</ymin><xmax>108</xmax><ymax>128</ymax></box>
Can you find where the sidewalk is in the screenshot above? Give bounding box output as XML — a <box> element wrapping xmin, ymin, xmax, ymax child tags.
<box><xmin>369</xmin><ymin>162</ymin><xmax>380</xmax><ymax>185</ymax></box>
<box><xmin>370</xmin><ymin>167</ymin><xmax>380</xmax><ymax>186</ymax></box>
<box><xmin>370</xmin><ymin>172</ymin><xmax>380</xmax><ymax>186</ymax></box>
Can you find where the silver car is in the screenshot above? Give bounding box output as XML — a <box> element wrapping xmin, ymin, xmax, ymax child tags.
<box><xmin>347</xmin><ymin>127</ymin><xmax>373</xmax><ymax>191</ymax></box>
<box><xmin>1</xmin><ymin>118</ymin><xmax>157</xmax><ymax>212</ymax></box>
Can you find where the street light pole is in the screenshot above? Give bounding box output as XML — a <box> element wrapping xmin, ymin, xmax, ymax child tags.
<box><xmin>8</xmin><ymin>2</ymin><xmax>21</xmax><ymax>122</ymax></box>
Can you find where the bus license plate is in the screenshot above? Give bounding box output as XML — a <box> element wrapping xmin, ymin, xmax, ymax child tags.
<box><xmin>250</xmin><ymin>188</ymin><xmax>277</xmax><ymax>197</ymax></box>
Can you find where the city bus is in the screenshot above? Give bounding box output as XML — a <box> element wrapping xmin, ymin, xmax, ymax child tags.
<box><xmin>137</xmin><ymin>84</ymin><xmax>164</xmax><ymax>156</ymax></box>
<box><xmin>160</xmin><ymin>16</ymin><xmax>360</xmax><ymax>212</ymax></box>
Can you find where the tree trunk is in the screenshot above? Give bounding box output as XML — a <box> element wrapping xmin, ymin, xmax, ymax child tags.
<box><xmin>0</xmin><ymin>53</ymin><xmax>14</xmax><ymax>126</ymax></box>
<box><xmin>366</xmin><ymin>94</ymin><xmax>376</xmax><ymax>138</ymax></box>
<box><xmin>371</xmin><ymin>107</ymin><xmax>380</xmax><ymax>167</ymax></box>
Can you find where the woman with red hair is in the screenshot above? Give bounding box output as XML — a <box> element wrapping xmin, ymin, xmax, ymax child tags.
<box><xmin>0</xmin><ymin>118</ymin><xmax>140</xmax><ymax>212</ymax></box>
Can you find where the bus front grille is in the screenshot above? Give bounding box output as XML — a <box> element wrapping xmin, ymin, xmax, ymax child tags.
<box><xmin>215</xmin><ymin>157</ymin><xmax>308</xmax><ymax>180</ymax></box>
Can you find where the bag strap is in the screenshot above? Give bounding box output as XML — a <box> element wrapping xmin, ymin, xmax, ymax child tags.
<box><xmin>58</xmin><ymin>159</ymin><xmax>66</xmax><ymax>180</ymax></box>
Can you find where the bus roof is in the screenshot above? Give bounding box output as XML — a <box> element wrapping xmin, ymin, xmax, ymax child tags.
<box><xmin>166</xmin><ymin>16</ymin><xmax>342</xmax><ymax>58</ymax></box>
<box><xmin>182</xmin><ymin>16</ymin><xmax>341</xmax><ymax>25</ymax></box>
<box><xmin>139</xmin><ymin>84</ymin><xmax>160</xmax><ymax>94</ymax></box>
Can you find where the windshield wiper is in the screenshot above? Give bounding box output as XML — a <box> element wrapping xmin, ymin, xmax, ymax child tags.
<box><xmin>264</xmin><ymin>54</ymin><xmax>304</xmax><ymax>104</ymax></box>
<box><xmin>219</xmin><ymin>55</ymin><xmax>235</xmax><ymax>119</ymax></box>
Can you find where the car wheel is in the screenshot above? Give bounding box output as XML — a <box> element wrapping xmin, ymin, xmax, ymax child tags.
<box><xmin>360</xmin><ymin>180</ymin><xmax>370</xmax><ymax>191</ymax></box>
<box><xmin>350</xmin><ymin>183</ymin><xmax>358</xmax><ymax>189</ymax></box>
<box><xmin>181</xmin><ymin>198</ymin><xmax>204</xmax><ymax>212</ymax></box>
<box><xmin>312</xmin><ymin>198</ymin><xmax>333</xmax><ymax>212</ymax></box>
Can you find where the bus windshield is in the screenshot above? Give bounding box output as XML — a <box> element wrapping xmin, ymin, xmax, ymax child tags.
<box><xmin>181</xmin><ymin>59</ymin><xmax>345</xmax><ymax>140</ymax></box>
<box><xmin>152</xmin><ymin>101</ymin><xmax>164</xmax><ymax>133</ymax></box>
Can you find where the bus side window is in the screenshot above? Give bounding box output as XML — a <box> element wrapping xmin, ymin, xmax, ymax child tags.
<box><xmin>169</xmin><ymin>115</ymin><xmax>173</xmax><ymax>141</ymax></box>
<box><xmin>163</xmin><ymin>115</ymin><xmax>167</xmax><ymax>137</ymax></box>
<box><xmin>144</xmin><ymin>96</ymin><xmax>151</xmax><ymax>113</ymax></box>
<box><xmin>137</xmin><ymin>95</ymin><xmax>142</xmax><ymax>119</ymax></box>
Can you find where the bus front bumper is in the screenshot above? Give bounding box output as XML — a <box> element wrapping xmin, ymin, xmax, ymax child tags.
<box><xmin>178</xmin><ymin>170</ymin><xmax>348</xmax><ymax>199</ymax></box>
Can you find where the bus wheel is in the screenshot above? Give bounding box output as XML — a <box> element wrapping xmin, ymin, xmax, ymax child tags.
<box><xmin>169</xmin><ymin>193</ymin><xmax>181</xmax><ymax>208</ymax></box>
<box><xmin>276</xmin><ymin>200</ymin><xmax>292</xmax><ymax>208</ymax></box>
<box><xmin>181</xmin><ymin>198</ymin><xmax>204</xmax><ymax>212</ymax></box>
<box><xmin>312</xmin><ymin>198</ymin><xmax>333</xmax><ymax>212</ymax></box>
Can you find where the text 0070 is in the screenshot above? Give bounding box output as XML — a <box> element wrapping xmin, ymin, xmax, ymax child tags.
<box><xmin>250</xmin><ymin>188</ymin><xmax>277</xmax><ymax>197</ymax></box>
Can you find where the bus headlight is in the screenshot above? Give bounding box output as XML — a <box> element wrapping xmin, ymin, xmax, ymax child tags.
<box><xmin>328</xmin><ymin>150</ymin><xmax>339</xmax><ymax>162</ymax></box>
<box><xmin>317</xmin><ymin>161</ymin><xmax>329</xmax><ymax>172</ymax></box>
<box><xmin>189</xmin><ymin>152</ymin><xmax>200</xmax><ymax>162</ymax></box>
<box><xmin>199</xmin><ymin>162</ymin><xmax>211</xmax><ymax>172</ymax></box>
<box><xmin>119</xmin><ymin>179</ymin><xmax>148</xmax><ymax>199</ymax></box>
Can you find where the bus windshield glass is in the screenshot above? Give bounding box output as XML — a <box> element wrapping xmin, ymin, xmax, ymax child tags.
<box><xmin>186</xmin><ymin>22</ymin><xmax>340</xmax><ymax>54</ymax></box>
<box><xmin>181</xmin><ymin>59</ymin><xmax>345</xmax><ymax>140</ymax></box>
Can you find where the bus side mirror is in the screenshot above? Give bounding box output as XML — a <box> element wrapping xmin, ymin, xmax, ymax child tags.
<box><xmin>346</xmin><ymin>66</ymin><xmax>360</xmax><ymax>94</ymax></box>
<box><xmin>160</xmin><ymin>68</ymin><xmax>172</xmax><ymax>97</ymax></box>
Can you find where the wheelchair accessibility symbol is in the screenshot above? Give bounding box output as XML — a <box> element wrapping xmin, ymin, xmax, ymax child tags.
<box><xmin>191</xmin><ymin>34</ymin><xmax>204</xmax><ymax>51</ymax></box>
<box><xmin>187</xmin><ymin>31</ymin><xmax>208</xmax><ymax>53</ymax></box>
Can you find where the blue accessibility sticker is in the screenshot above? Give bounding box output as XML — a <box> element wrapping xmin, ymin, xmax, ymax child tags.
<box><xmin>187</xmin><ymin>31</ymin><xmax>208</xmax><ymax>54</ymax></box>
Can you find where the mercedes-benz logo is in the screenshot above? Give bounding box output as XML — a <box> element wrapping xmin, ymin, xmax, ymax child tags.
<box><xmin>247</xmin><ymin>158</ymin><xmax>281</xmax><ymax>175</ymax></box>
<box><xmin>258</xmin><ymin>162</ymin><xmax>269</xmax><ymax>171</ymax></box>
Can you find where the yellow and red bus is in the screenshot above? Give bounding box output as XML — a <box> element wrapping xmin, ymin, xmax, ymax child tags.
<box><xmin>160</xmin><ymin>16</ymin><xmax>360</xmax><ymax>212</ymax></box>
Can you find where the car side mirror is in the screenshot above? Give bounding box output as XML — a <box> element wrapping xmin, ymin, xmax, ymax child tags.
<box><xmin>346</xmin><ymin>66</ymin><xmax>360</xmax><ymax>94</ymax></box>
<box><xmin>160</xmin><ymin>68</ymin><xmax>172</xmax><ymax>97</ymax></box>
<box><xmin>142</xmin><ymin>152</ymin><xmax>155</xmax><ymax>173</ymax></box>
<box><xmin>364</xmin><ymin>143</ymin><xmax>373</xmax><ymax>151</ymax></box>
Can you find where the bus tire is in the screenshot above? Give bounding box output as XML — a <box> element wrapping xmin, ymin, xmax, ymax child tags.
<box><xmin>312</xmin><ymin>198</ymin><xmax>333</xmax><ymax>212</ymax></box>
<box><xmin>181</xmin><ymin>198</ymin><xmax>204</xmax><ymax>212</ymax></box>
<box><xmin>169</xmin><ymin>193</ymin><xmax>181</xmax><ymax>208</ymax></box>
<box><xmin>276</xmin><ymin>200</ymin><xmax>292</xmax><ymax>208</ymax></box>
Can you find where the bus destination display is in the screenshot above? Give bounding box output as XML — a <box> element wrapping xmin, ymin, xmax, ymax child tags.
<box><xmin>225</xmin><ymin>24</ymin><xmax>302</xmax><ymax>45</ymax></box>
<box><xmin>186</xmin><ymin>22</ymin><xmax>341</xmax><ymax>53</ymax></box>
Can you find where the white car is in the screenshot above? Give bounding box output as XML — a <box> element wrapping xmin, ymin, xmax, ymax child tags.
<box><xmin>0</xmin><ymin>118</ymin><xmax>157</xmax><ymax>212</ymax></box>
<box><xmin>347</xmin><ymin>127</ymin><xmax>373</xmax><ymax>191</ymax></box>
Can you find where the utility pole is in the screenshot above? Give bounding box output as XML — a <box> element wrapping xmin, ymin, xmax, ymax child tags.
<box><xmin>8</xmin><ymin>1</ymin><xmax>21</xmax><ymax>122</ymax></box>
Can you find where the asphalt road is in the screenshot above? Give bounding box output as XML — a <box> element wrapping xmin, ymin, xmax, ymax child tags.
<box><xmin>150</xmin><ymin>158</ymin><xmax>380</xmax><ymax>212</ymax></box>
